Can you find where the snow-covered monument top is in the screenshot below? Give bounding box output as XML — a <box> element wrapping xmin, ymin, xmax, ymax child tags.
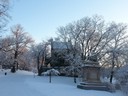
<box><xmin>83</xmin><ymin>52</ymin><xmax>99</xmax><ymax>66</ymax></box>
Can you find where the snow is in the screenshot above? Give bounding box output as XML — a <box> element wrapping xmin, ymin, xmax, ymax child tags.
<box><xmin>0</xmin><ymin>69</ymin><xmax>124</xmax><ymax>96</ymax></box>
<box><xmin>42</xmin><ymin>68</ymin><xmax>60</xmax><ymax>76</ymax></box>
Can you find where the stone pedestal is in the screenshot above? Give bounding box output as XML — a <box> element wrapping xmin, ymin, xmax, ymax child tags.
<box><xmin>77</xmin><ymin>61</ymin><xmax>112</xmax><ymax>92</ymax></box>
<box><xmin>82</xmin><ymin>65</ymin><xmax>101</xmax><ymax>83</ymax></box>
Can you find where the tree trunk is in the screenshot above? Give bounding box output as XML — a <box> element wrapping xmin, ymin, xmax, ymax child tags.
<box><xmin>11</xmin><ymin>50</ymin><xmax>18</xmax><ymax>73</ymax></box>
<box><xmin>110</xmin><ymin>51</ymin><xmax>115</xmax><ymax>83</ymax></box>
<box><xmin>37</xmin><ymin>56</ymin><xmax>42</xmax><ymax>76</ymax></box>
<box><xmin>15</xmin><ymin>51</ymin><xmax>19</xmax><ymax>70</ymax></box>
<box><xmin>49</xmin><ymin>71</ymin><xmax>51</xmax><ymax>83</ymax></box>
<box><xmin>110</xmin><ymin>70</ymin><xmax>114</xmax><ymax>83</ymax></box>
<box><xmin>11</xmin><ymin>66</ymin><xmax>16</xmax><ymax>73</ymax></box>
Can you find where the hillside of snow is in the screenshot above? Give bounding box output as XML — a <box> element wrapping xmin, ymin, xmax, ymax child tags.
<box><xmin>0</xmin><ymin>69</ymin><xmax>124</xmax><ymax>96</ymax></box>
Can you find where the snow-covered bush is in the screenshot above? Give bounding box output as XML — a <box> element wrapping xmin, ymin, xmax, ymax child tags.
<box><xmin>63</xmin><ymin>66</ymin><xmax>81</xmax><ymax>77</ymax></box>
<box><xmin>107</xmin><ymin>83</ymin><xmax>116</xmax><ymax>92</ymax></box>
<box><xmin>115</xmin><ymin>64</ymin><xmax>128</xmax><ymax>95</ymax></box>
<box><xmin>64</xmin><ymin>54</ymin><xmax>82</xmax><ymax>77</ymax></box>
<box><xmin>42</xmin><ymin>68</ymin><xmax>60</xmax><ymax>76</ymax></box>
<box><xmin>121</xmin><ymin>83</ymin><xmax>128</xmax><ymax>95</ymax></box>
<box><xmin>100</xmin><ymin>67</ymin><xmax>111</xmax><ymax>78</ymax></box>
<box><xmin>116</xmin><ymin>64</ymin><xmax>128</xmax><ymax>84</ymax></box>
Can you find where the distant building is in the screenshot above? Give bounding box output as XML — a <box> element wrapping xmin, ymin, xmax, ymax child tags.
<box><xmin>51</xmin><ymin>41</ymin><xmax>71</xmax><ymax>52</ymax></box>
<box><xmin>50</xmin><ymin>40</ymin><xmax>71</xmax><ymax>67</ymax></box>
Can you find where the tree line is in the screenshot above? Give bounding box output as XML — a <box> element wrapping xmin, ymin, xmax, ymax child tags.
<box><xmin>0</xmin><ymin>0</ymin><xmax>128</xmax><ymax>94</ymax></box>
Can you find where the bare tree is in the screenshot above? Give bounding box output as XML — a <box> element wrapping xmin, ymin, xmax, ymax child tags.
<box><xmin>57</xmin><ymin>15</ymin><xmax>113</xmax><ymax>60</ymax></box>
<box><xmin>30</xmin><ymin>42</ymin><xmax>50</xmax><ymax>76</ymax></box>
<box><xmin>56</xmin><ymin>15</ymin><xmax>128</xmax><ymax>84</ymax></box>
<box><xmin>0</xmin><ymin>36</ymin><xmax>14</xmax><ymax>68</ymax></box>
<box><xmin>103</xmin><ymin>23</ymin><xmax>128</xmax><ymax>83</ymax></box>
<box><xmin>0</xmin><ymin>0</ymin><xmax>10</xmax><ymax>33</ymax></box>
<box><xmin>9</xmin><ymin>24</ymin><xmax>34</xmax><ymax>72</ymax></box>
<box><xmin>18</xmin><ymin>51</ymin><xmax>32</xmax><ymax>70</ymax></box>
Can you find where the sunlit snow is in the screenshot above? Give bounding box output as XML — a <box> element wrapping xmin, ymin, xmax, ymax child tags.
<box><xmin>0</xmin><ymin>69</ymin><xmax>124</xmax><ymax>96</ymax></box>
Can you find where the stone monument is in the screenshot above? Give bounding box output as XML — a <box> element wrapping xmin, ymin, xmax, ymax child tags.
<box><xmin>77</xmin><ymin>52</ymin><xmax>111</xmax><ymax>92</ymax></box>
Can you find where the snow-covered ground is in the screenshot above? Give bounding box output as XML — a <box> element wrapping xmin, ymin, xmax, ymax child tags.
<box><xmin>0</xmin><ymin>69</ymin><xmax>124</xmax><ymax>96</ymax></box>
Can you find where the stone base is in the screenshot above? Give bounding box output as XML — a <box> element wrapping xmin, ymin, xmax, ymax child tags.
<box><xmin>77</xmin><ymin>82</ymin><xmax>114</xmax><ymax>92</ymax></box>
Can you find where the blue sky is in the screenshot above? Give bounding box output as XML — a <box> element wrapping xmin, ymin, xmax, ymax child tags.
<box><xmin>9</xmin><ymin>0</ymin><xmax>128</xmax><ymax>43</ymax></box>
